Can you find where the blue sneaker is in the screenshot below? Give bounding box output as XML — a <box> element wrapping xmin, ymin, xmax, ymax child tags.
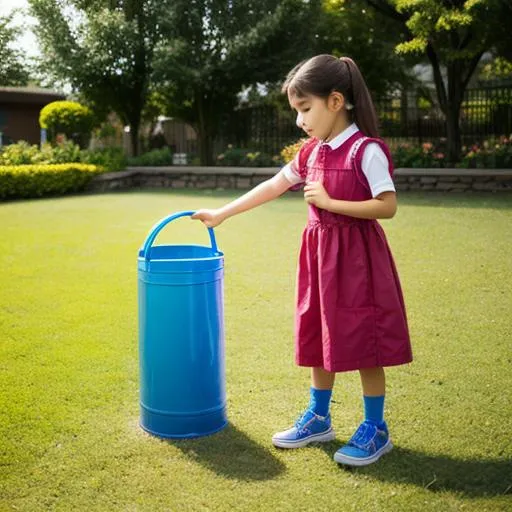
<box><xmin>334</xmin><ymin>420</ymin><xmax>393</xmax><ymax>466</ymax></box>
<box><xmin>272</xmin><ymin>410</ymin><xmax>335</xmax><ymax>448</ymax></box>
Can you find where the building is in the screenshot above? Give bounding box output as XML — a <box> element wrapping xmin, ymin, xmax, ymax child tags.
<box><xmin>0</xmin><ymin>86</ymin><xmax>66</xmax><ymax>146</ymax></box>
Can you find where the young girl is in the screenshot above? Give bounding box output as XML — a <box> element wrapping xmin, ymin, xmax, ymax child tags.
<box><xmin>192</xmin><ymin>54</ymin><xmax>412</xmax><ymax>466</ymax></box>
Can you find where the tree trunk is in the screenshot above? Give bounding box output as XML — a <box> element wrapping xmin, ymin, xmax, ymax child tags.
<box><xmin>445</xmin><ymin>103</ymin><xmax>462</xmax><ymax>165</ymax></box>
<box><xmin>196</xmin><ymin>94</ymin><xmax>215</xmax><ymax>166</ymax></box>
<box><xmin>198</xmin><ymin>131</ymin><xmax>214</xmax><ymax>166</ymax></box>
<box><xmin>445</xmin><ymin>62</ymin><xmax>464</xmax><ymax>165</ymax></box>
<box><xmin>130</xmin><ymin>119</ymin><xmax>140</xmax><ymax>157</ymax></box>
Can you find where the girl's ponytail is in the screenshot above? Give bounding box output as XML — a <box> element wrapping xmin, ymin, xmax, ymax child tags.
<box><xmin>339</xmin><ymin>57</ymin><xmax>379</xmax><ymax>138</ymax></box>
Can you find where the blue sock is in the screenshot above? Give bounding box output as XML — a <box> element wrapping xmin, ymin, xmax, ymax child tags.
<box><xmin>309</xmin><ymin>387</ymin><xmax>332</xmax><ymax>417</ymax></box>
<box><xmin>363</xmin><ymin>395</ymin><xmax>385</xmax><ymax>426</ymax></box>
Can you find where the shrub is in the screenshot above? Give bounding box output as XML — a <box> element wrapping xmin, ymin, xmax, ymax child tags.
<box><xmin>279</xmin><ymin>138</ymin><xmax>449</xmax><ymax>168</ymax></box>
<box><xmin>80</xmin><ymin>147</ymin><xmax>126</xmax><ymax>172</ymax></box>
<box><xmin>458</xmin><ymin>135</ymin><xmax>512</xmax><ymax>169</ymax></box>
<box><xmin>0</xmin><ymin>141</ymin><xmax>126</xmax><ymax>172</ymax></box>
<box><xmin>391</xmin><ymin>141</ymin><xmax>447</xmax><ymax>168</ymax></box>
<box><xmin>0</xmin><ymin>140</ymin><xmax>82</xmax><ymax>165</ymax></box>
<box><xmin>216</xmin><ymin>147</ymin><xmax>247</xmax><ymax>166</ymax></box>
<box><xmin>39</xmin><ymin>140</ymin><xmax>82</xmax><ymax>164</ymax></box>
<box><xmin>39</xmin><ymin>101</ymin><xmax>95</xmax><ymax>147</ymax></box>
<box><xmin>0</xmin><ymin>163</ymin><xmax>103</xmax><ymax>200</ymax></box>
<box><xmin>0</xmin><ymin>141</ymin><xmax>42</xmax><ymax>165</ymax></box>
<box><xmin>216</xmin><ymin>146</ymin><xmax>279</xmax><ymax>167</ymax></box>
<box><xmin>127</xmin><ymin>147</ymin><xmax>173</xmax><ymax>166</ymax></box>
<box><xmin>280</xmin><ymin>139</ymin><xmax>307</xmax><ymax>163</ymax></box>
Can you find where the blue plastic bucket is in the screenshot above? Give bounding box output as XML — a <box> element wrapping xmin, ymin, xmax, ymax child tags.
<box><xmin>138</xmin><ymin>211</ymin><xmax>227</xmax><ymax>438</ymax></box>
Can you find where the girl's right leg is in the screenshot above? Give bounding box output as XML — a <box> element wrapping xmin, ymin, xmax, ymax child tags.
<box><xmin>272</xmin><ymin>367</ymin><xmax>336</xmax><ymax>449</ymax></box>
<box><xmin>309</xmin><ymin>366</ymin><xmax>335</xmax><ymax>416</ymax></box>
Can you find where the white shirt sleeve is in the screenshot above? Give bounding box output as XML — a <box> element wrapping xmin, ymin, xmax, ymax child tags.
<box><xmin>280</xmin><ymin>161</ymin><xmax>303</xmax><ymax>185</ymax></box>
<box><xmin>361</xmin><ymin>143</ymin><xmax>395</xmax><ymax>197</ymax></box>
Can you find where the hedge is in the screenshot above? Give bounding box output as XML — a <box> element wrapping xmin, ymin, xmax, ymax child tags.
<box><xmin>0</xmin><ymin>164</ymin><xmax>103</xmax><ymax>200</ymax></box>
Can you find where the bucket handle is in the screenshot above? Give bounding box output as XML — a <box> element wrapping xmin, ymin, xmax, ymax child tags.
<box><xmin>140</xmin><ymin>210</ymin><xmax>219</xmax><ymax>260</ymax></box>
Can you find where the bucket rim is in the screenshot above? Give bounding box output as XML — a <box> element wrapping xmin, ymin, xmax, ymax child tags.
<box><xmin>138</xmin><ymin>245</ymin><xmax>224</xmax><ymax>263</ymax></box>
<box><xmin>138</xmin><ymin>255</ymin><xmax>224</xmax><ymax>263</ymax></box>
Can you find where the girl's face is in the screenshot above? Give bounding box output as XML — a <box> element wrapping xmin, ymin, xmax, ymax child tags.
<box><xmin>288</xmin><ymin>91</ymin><xmax>348</xmax><ymax>142</ymax></box>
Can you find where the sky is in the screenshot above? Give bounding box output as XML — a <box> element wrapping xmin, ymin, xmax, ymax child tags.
<box><xmin>1</xmin><ymin>0</ymin><xmax>40</xmax><ymax>57</ymax></box>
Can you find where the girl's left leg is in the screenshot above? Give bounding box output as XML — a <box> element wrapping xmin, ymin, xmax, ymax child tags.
<box><xmin>359</xmin><ymin>366</ymin><xmax>385</xmax><ymax>396</ymax></box>
<box><xmin>333</xmin><ymin>366</ymin><xmax>393</xmax><ymax>466</ymax></box>
<box><xmin>359</xmin><ymin>367</ymin><xmax>386</xmax><ymax>425</ymax></box>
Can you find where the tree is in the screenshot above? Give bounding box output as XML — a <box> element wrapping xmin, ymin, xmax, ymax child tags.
<box><xmin>362</xmin><ymin>0</ymin><xmax>512</xmax><ymax>163</ymax></box>
<box><xmin>319</xmin><ymin>0</ymin><xmax>416</xmax><ymax>99</ymax></box>
<box><xmin>152</xmin><ymin>0</ymin><xmax>322</xmax><ymax>165</ymax></box>
<box><xmin>0</xmin><ymin>13</ymin><xmax>30</xmax><ymax>86</ymax></box>
<box><xmin>29</xmin><ymin>0</ymin><xmax>167</xmax><ymax>155</ymax></box>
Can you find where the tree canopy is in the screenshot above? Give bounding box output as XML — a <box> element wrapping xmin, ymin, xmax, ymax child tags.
<box><xmin>28</xmin><ymin>0</ymin><xmax>511</xmax><ymax>163</ymax></box>
<box><xmin>363</xmin><ymin>0</ymin><xmax>512</xmax><ymax>162</ymax></box>
<box><xmin>151</xmin><ymin>0</ymin><xmax>322</xmax><ymax>164</ymax></box>
<box><xmin>0</xmin><ymin>13</ymin><xmax>31</xmax><ymax>86</ymax></box>
<box><xmin>30</xmin><ymin>0</ymin><xmax>322</xmax><ymax>162</ymax></box>
<box><xmin>320</xmin><ymin>0</ymin><xmax>416</xmax><ymax>99</ymax></box>
<box><xmin>29</xmin><ymin>0</ymin><xmax>166</xmax><ymax>155</ymax></box>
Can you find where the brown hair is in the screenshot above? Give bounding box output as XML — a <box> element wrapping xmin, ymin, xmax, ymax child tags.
<box><xmin>282</xmin><ymin>54</ymin><xmax>379</xmax><ymax>138</ymax></box>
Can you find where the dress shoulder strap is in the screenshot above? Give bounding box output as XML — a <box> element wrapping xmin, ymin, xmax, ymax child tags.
<box><xmin>297</xmin><ymin>137</ymin><xmax>319</xmax><ymax>177</ymax></box>
<box><xmin>350</xmin><ymin>136</ymin><xmax>395</xmax><ymax>178</ymax></box>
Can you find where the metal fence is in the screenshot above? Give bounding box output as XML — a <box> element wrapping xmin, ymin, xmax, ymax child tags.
<box><xmin>162</xmin><ymin>85</ymin><xmax>512</xmax><ymax>159</ymax></box>
<box><xmin>376</xmin><ymin>85</ymin><xmax>512</xmax><ymax>145</ymax></box>
<box><xmin>216</xmin><ymin>86</ymin><xmax>512</xmax><ymax>157</ymax></box>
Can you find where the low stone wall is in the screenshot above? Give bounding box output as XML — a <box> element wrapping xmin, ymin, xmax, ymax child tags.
<box><xmin>88</xmin><ymin>166</ymin><xmax>512</xmax><ymax>193</ymax></box>
<box><xmin>393</xmin><ymin>168</ymin><xmax>512</xmax><ymax>192</ymax></box>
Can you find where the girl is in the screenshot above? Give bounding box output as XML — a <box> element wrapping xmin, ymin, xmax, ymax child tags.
<box><xmin>192</xmin><ymin>54</ymin><xmax>412</xmax><ymax>466</ymax></box>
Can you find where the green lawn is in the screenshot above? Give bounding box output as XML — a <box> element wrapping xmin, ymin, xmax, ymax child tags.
<box><xmin>1</xmin><ymin>190</ymin><xmax>511</xmax><ymax>511</ymax></box>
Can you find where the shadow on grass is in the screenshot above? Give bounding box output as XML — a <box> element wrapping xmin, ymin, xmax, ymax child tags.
<box><xmin>165</xmin><ymin>422</ymin><xmax>286</xmax><ymax>481</ymax></box>
<box><xmin>318</xmin><ymin>444</ymin><xmax>511</xmax><ymax>497</ymax></box>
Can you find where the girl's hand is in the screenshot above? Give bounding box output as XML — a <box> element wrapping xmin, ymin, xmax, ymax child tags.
<box><xmin>191</xmin><ymin>209</ymin><xmax>225</xmax><ymax>228</ymax></box>
<box><xmin>304</xmin><ymin>181</ymin><xmax>332</xmax><ymax>210</ymax></box>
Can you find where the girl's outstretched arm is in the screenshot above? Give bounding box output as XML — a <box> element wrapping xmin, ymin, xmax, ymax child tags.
<box><xmin>304</xmin><ymin>181</ymin><xmax>397</xmax><ymax>219</ymax></box>
<box><xmin>191</xmin><ymin>172</ymin><xmax>292</xmax><ymax>227</ymax></box>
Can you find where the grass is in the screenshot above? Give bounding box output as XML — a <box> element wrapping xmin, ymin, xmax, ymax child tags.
<box><xmin>1</xmin><ymin>190</ymin><xmax>511</xmax><ymax>511</ymax></box>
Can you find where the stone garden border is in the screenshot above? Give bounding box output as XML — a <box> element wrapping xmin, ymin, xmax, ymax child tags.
<box><xmin>88</xmin><ymin>166</ymin><xmax>512</xmax><ymax>193</ymax></box>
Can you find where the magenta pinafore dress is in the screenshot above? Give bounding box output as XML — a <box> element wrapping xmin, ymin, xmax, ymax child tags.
<box><xmin>291</xmin><ymin>131</ymin><xmax>412</xmax><ymax>372</ymax></box>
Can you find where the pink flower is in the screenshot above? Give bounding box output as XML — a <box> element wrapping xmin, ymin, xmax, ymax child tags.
<box><xmin>434</xmin><ymin>153</ymin><xmax>444</xmax><ymax>159</ymax></box>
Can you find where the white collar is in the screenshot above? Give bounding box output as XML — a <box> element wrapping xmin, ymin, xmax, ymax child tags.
<box><xmin>321</xmin><ymin>123</ymin><xmax>359</xmax><ymax>150</ymax></box>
